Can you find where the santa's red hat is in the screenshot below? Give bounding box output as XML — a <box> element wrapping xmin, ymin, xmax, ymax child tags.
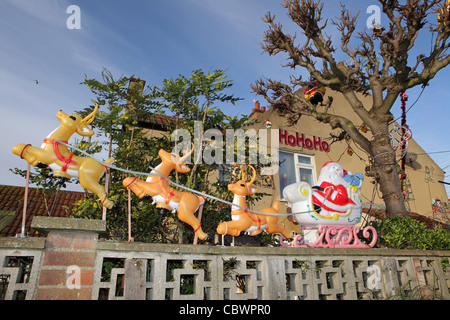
<box><xmin>322</xmin><ymin>161</ymin><xmax>337</xmax><ymax>167</ymax></box>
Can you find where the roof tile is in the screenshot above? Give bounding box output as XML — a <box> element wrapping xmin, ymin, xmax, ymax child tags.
<box><xmin>0</xmin><ymin>185</ymin><xmax>85</xmax><ymax>237</ymax></box>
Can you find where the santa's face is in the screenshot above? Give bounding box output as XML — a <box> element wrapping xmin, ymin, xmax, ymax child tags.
<box><xmin>330</xmin><ymin>163</ymin><xmax>344</xmax><ymax>177</ymax></box>
<box><xmin>317</xmin><ymin>162</ymin><xmax>349</xmax><ymax>187</ymax></box>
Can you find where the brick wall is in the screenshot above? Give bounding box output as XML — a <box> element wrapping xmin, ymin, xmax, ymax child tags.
<box><xmin>30</xmin><ymin>216</ymin><xmax>105</xmax><ymax>300</ymax></box>
<box><xmin>35</xmin><ymin>231</ymin><xmax>97</xmax><ymax>299</ymax></box>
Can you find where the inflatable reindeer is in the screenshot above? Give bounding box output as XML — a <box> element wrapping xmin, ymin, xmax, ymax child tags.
<box><xmin>216</xmin><ymin>165</ymin><xmax>293</xmax><ymax>239</ymax></box>
<box><xmin>12</xmin><ymin>102</ymin><xmax>115</xmax><ymax>209</ymax></box>
<box><xmin>123</xmin><ymin>144</ymin><xmax>208</xmax><ymax>240</ymax></box>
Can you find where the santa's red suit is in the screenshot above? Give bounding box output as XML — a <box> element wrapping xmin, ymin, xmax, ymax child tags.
<box><xmin>311</xmin><ymin>162</ymin><xmax>357</xmax><ymax>214</ymax></box>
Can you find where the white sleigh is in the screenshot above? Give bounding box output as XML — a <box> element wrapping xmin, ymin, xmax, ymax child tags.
<box><xmin>280</xmin><ymin>181</ymin><xmax>377</xmax><ymax>248</ymax></box>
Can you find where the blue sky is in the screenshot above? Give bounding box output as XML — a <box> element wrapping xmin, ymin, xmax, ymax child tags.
<box><xmin>0</xmin><ymin>0</ymin><xmax>449</xmax><ymax>195</ymax></box>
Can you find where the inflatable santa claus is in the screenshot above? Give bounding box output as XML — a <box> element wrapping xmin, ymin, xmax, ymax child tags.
<box><xmin>283</xmin><ymin>161</ymin><xmax>364</xmax><ymax>228</ymax></box>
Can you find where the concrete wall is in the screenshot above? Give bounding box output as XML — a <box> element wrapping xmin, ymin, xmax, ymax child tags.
<box><xmin>1</xmin><ymin>217</ymin><xmax>448</xmax><ymax>300</ymax></box>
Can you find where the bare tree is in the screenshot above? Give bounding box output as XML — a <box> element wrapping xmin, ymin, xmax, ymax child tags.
<box><xmin>252</xmin><ymin>0</ymin><xmax>450</xmax><ymax>218</ymax></box>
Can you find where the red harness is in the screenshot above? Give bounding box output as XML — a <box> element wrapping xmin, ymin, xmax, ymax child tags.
<box><xmin>243</xmin><ymin>209</ymin><xmax>262</xmax><ymax>231</ymax></box>
<box><xmin>43</xmin><ymin>138</ymin><xmax>77</xmax><ymax>172</ymax></box>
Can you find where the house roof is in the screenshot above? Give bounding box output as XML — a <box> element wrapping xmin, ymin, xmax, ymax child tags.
<box><xmin>0</xmin><ymin>185</ymin><xmax>85</xmax><ymax>237</ymax></box>
<box><xmin>137</xmin><ymin>113</ymin><xmax>182</xmax><ymax>130</ymax></box>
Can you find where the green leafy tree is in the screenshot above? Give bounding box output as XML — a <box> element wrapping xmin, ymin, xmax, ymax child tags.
<box><xmin>72</xmin><ymin>68</ymin><xmax>163</xmax><ymax>241</ymax></box>
<box><xmin>151</xmin><ymin>69</ymin><xmax>252</xmax><ymax>243</ymax></box>
<box><xmin>73</xmin><ymin>68</ymin><xmax>255</xmax><ymax>244</ymax></box>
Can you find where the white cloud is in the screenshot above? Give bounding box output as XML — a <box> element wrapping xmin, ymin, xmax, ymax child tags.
<box><xmin>194</xmin><ymin>0</ymin><xmax>263</xmax><ymax>37</ymax></box>
<box><xmin>4</xmin><ymin>0</ymin><xmax>70</xmax><ymax>26</ymax></box>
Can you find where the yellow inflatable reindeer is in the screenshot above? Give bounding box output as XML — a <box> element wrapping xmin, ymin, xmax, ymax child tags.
<box><xmin>123</xmin><ymin>144</ymin><xmax>208</xmax><ymax>240</ymax></box>
<box><xmin>216</xmin><ymin>165</ymin><xmax>293</xmax><ymax>239</ymax></box>
<box><xmin>12</xmin><ymin>102</ymin><xmax>115</xmax><ymax>209</ymax></box>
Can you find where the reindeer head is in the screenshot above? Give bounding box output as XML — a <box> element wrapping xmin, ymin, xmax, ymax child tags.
<box><xmin>56</xmin><ymin>101</ymin><xmax>98</xmax><ymax>137</ymax></box>
<box><xmin>228</xmin><ymin>165</ymin><xmax>258</xmax><ymax>196</ymax></box>
<box><xmin>158</xmin><ymin>143</ymin><xmax>194</xmax><ymax>174</ymax></box>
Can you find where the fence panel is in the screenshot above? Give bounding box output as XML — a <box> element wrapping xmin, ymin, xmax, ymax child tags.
<box><xmin>1</xmin><ymin>236</ymin><xmax>449</xmax><ymax>300</ymax></box>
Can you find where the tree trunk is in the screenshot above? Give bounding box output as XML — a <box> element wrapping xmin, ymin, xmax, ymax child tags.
<box><xmin>371</xmin><ymin>130</ymin><xmax>408</xmax><ymax>218</ymax></box>
<box><xmin>377</xmin><ymin>164</ymin><xmax>408</xmax><ymax>218</ymax></box>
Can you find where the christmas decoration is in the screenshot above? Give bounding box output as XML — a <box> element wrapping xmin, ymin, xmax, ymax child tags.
<box><xmin>347</xmin><ymin>146</ymin><xmax>354</xmax><ymax>156</ymax></box>
<box><xmin>360</xmin><ymin>123</ymin><xmax>368</xmax><ymax>133</ymax></box>
<box><xmin>12</xmin><ymin>102</ymin><xmax>115</xmax><ymax>209</ymax></box>
<box><xmin>304</xmin><ymin>78</ymin><xmax>326</xmax><ymax>105</ymax></box>
<box><xmin>439</xmin><ymin>0</ymin><xmax>450</xmax><ymax>30</ymax></box>
<box><xmin>123</xmin><ymin>144</ymin><xmax>208</xmax><ymax>240</ymax></box>
<box><xmin>281</xmin><ymin>161</ymin><xmax>377</xmax><ymax>248</ymax></box>
<box><xmin>216</xmin><ymin>165</ymin><xmax>293</xmax><ymax>239</ymax></box>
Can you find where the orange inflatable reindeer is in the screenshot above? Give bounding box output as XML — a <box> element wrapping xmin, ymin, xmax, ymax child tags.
<box><xmin>12</xmin><ymin>102</ymin><xmax>115</xmax><ymax>209</ymax></box>
<box><xmin>123</xmin><ymin>144</ymin><xmax>208</xmax><ymax>240</ymax></box>
<box><xmin>216</xmin><ymin>165</ymin><xmax>293</xmax><ymax>239</ymax></box>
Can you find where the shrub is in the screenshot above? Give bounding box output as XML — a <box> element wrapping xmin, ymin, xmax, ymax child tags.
<box><xmin>371</xmin><ymin>216</ymin><xmax>450</xmax><ymax>250</ymax></box>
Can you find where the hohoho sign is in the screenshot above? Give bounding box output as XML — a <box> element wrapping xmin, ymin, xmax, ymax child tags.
<box><xmin>279</xmin><ymin>129</ymin><xmax>330</xmax><ymax>152</ymax></box>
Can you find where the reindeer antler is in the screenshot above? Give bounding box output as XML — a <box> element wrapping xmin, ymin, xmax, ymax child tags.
<box><xmin>81</xmin><ymin>100</ymin><xmax>99</xmax><ymax>125</ymax></box>
<box><xmin>179</xmin><ymin>143</ymin><xmax>194</xmax><ymax>163</ymax></box>
<box><xmin>240</xmin><ymin>165</ymin><xmax>257</xmax><ymax>186</ymax></box>
<box><xmin>248</xmin><ymin>165</ymin><xmax>257</xmax><ymax>186</ymax></box>
<box><xmin>240</xmin><ymin>165</ymin><xmax>246</xmax><ymax>181</ymax></box>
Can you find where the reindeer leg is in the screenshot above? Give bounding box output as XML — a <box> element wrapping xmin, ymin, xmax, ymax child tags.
<box><xmin>123</xmin><ymin>177</ymin><xmax>147</xmax><ymax>198</ymax></box>
<box><xmin>249</xmin><ymin>229</ymin><xmax>263</xmax><ymax>236</ymax></box>
<box><xmin>12</xmin><ymin>144</ymin><xmax>48</xmax><ymax>167</ymax></box>
<box><xmin>177</xmin><ymin>194</ymin><xmax>208</xmax><ymax>240</ymax></box>
<box><xmin>79</xmin><ymin>161</ymin><xmax>114</xmax><ymax>209</ymax></box>
<box><xmin>217</xmin><ymin>221</ymin><xmax>240</xmax><ymax>237</ymax></box>
<box><xmin>82</xmin><ymin>180</ymin><xmax>114</xmax><ymax>209</ymax></box>
<box><xmin>265</xmin><ymin>215</ymin><xmax>294</xmax><ymax>239</ymax></box>
<box><xmin>51</xmin><ymin>170</ymin><xmax>72</xmax><ymax>180</ymax></box>
<box><xmin>216</xmin><ymin>215</ymin><xmax>252</xmax><ymax>237</ymax></box>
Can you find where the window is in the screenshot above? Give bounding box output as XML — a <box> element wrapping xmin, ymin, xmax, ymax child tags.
<box><xmin>296</xmin><ymin>155</ymin><xmax>315</xmax><ymax>186</ymax></box>
<box><xmin>278</xmin><ymin>151</ymin><xmax>316</xmax><ymax>194</ymax></box>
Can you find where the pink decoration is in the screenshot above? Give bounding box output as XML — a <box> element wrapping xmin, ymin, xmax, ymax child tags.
<box><xmin>280</xmin><ymin>225</ymin><xmax>377</xmax><ymax>248</ymax></box>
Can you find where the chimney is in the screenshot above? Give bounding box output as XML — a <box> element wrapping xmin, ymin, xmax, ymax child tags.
<box><xmin>126</xmin><ymin>77</ymin><xmax>146</xmax><ymax>113</ymax></box>
<box><xmin>252</xmin><ymin>100</ymin><xmax>260</xmax><ymax>112</ymax></box>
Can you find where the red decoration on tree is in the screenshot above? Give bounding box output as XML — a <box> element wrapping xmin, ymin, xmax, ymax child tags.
<box><xmin>400</xmin><ymin>91</ymin><xmax>408</xmax><ymax>192</ymax></box>
<box><xmin>360</xmin><ymin>123</ymin><xmax>368</xmax><ymax>133</ymax></box>
<box><xmin>347</xmin><ymin>146</ymin><xmax>353</xmax><ymax>156</ymax></box>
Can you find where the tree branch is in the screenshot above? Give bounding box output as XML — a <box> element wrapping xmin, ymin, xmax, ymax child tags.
<box><xmin>312</xmin><ymin>109</ymin><xmax>373</xmax><ymax>155</ymax></box>
<box><xmin>255</xmin><ymin>0</ymin><xmax>450</xmax><ymax>159</ymax></box>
